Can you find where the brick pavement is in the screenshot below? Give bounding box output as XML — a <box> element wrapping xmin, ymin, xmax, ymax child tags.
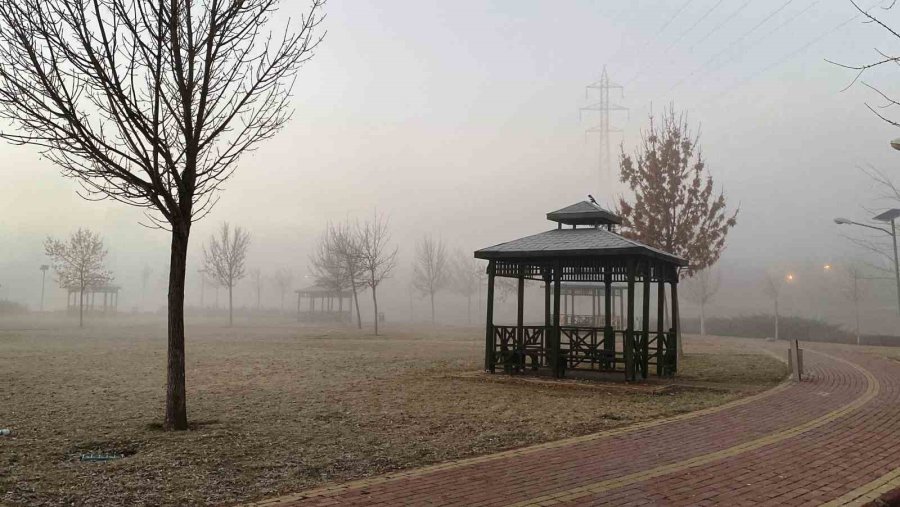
<box><xmin>252</xmin><ymin>346</ymin><xmax>900</xmax><ymax>506</ymax></box>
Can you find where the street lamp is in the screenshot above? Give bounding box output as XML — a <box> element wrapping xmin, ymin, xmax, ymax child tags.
<box><xmin>834</xmin><ymin>212</ymin><xmax>900</xmax><ymax>316</ymax></box>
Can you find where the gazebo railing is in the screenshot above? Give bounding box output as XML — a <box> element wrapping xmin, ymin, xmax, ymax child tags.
<box><xmin>492</xmin><ymin>324</ymin><xmax>677</xmax><ymax>377</ymax></box>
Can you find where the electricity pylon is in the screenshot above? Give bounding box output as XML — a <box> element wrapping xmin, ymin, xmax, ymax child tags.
<box><xmin>581</xmin><ymin>66</ymin><xmax>628</xmax><ymax>192</ymax></box>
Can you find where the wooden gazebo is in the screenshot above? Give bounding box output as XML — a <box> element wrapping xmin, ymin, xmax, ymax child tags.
<box><xmin>474</xmin><ymin>200</ymin><xmax>687</xmax><ymax>381</ymax></box>
<box><xmin>66</xmin><ymin>285</ymin><xmax>120</xmax><ymax>315</ymax></box>
<box><xmin>295</xmin><ymin>285</ymin><xmax>352</xmax><ymax>323</ymax></box>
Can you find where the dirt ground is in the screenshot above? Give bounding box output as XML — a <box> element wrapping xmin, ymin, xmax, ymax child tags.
<box><xmin>0</xmin><ymin>315</ymin><xmax>786</xmax><ymax>506</ymax></box>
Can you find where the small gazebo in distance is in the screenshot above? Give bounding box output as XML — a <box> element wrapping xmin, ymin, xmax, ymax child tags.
<box><xmin>474</xmin><ymin>200</ymin><xmax>687</xmax><ymax>381</ymax></box>
<box><xmin>295</xmin><ymin>284</ymin><xmax>352</xmax><ymax>323</ymax></box>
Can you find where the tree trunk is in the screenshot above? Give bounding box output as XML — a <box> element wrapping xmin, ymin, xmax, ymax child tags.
<box><xmin>430</xmin><ymin>292</ymin><xmax>435</xmax><ymax>325</ymax></box>
<box><xmin>352</xmin><ymin>284</ymin><xmax>362</xmax><ymax>329</ymax></box>
<box><xmin>79</xmin><ymin>286</ymin><xmax>84</xmax><ymax>328</ymax></box>
<box><xmin>699</xmin><ymin>300</ymin><xmax>705</xmax><ymax>337</ymax></box>
<box><xmin>228</xmin><ymin>285</ymin><xmax>234</xmax><ymax>326</ymax></box>
<box><xmin>372</xmin><ymin>286</ymin><xmax>379</xmax><ymax>336</ymax></box>
<box><xmin>165</xmin><ymin>229</ymin><xmax>189</xmax><ymax>431</ymax></box>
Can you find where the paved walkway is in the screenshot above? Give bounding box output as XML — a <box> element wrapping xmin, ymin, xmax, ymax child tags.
<box><xmin>254</xmin><ymin>345</ymin><xmax>900</xmax><ymax>506</ymax></box>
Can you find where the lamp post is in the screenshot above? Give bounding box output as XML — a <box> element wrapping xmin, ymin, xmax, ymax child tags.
<box><xmin>39</xmin><ymin>264</ymin><xmax>49</xmax><ymax>311</ymax></box>
<box><xmin>834</xmin><ymin>213</ymin><xmax>900</xmax><ymax>316</ymax></box>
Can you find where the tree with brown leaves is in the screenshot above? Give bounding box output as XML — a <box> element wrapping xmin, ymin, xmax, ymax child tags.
<box><xmin>618</xmin><ymin>107</ymin><xmax>738</xmax><ymax>277</ymax></box>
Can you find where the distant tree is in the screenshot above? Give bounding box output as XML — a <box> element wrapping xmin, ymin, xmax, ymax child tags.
<box><xmin>331</xmin><ymin>222</ymin><xmax>365</xmax><ymax>329</ymax></box>
<box><xmin>684</xmin><ymin>267</ymin><xmax>721</xmax><ymax>337</ymax></box>
<box><xmin>618</xmin><ymin>107</ymin><xmax>738</xmax><ymax>277</ymax></box>
<box><xmin>273</xmin><ymin>268</ymin><xmax>294</xmax><ymax>313</ymax></box>
<box><xmin>451</xmin><ymin>252</ymin><xmax>481</xmax><ymax>325</ymax></box>
<box><xmin>358</xmin><ymin>213</ymin><xmax>398</xmax><ymax>335</ymax></box>
<box><xmin>45</xmin><ymin>229</ymin><xmax>113</xmax><ymax>328</ymax></box>
<box><xmin>203</xmin><ymin>223</ymin><xmax>251</xmax><ymax>326</ymax></box>
<box><xmin>250</xmin><ymin>268</ymin><xmax>263</xmax><ymax>311</ymax></box>
<box><xmin>309</xmin><ymin>228</ymin><xmax>352</xmax><ymax>319</ymax></box>
<box><xmin>141</xmin><ymin>265</ymin><xmax>153</xmax><ymax>310</ymax></box>
<box><xmin>0</xmin><ymin>0</ymin><xmax>325</xmax><ymax>431</ymax></box>
<box><xmin>413</xmin><ymin>235</ymin><xmax>450</xmax><ymax>324</ymax></box>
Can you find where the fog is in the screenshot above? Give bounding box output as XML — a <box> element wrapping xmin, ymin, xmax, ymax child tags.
<box><xmin>1</xmin><ymin>0</ymin><xmax>899</xmax><ymax>332</ymax></box>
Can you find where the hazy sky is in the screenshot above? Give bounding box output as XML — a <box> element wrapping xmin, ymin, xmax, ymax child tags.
<box><xmin>2</xmin><ymin>0</ymin><xmax>900</xmax><ymax>323</ymax></box>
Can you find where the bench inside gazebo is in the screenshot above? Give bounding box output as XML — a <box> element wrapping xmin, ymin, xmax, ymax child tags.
<box><xmin>474</xmin><ymin>200</ymin><xmax>687</xmax><ymax>381</ymax></box>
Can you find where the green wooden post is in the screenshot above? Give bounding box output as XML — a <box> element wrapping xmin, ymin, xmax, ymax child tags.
<box><xmin>552</xmin><ymin>264</ymin><xmax>562</xmax><ymax>378</ymax></box>
<box><xmin>517</xmin><ymin>266</ymin><xmax>525</xmax><ymax>367</ymax></box>
<box><xmin>544</xmin><ymin>273</ymin><xmax>551</xmax><ymax>368</ymax></box>
<box><xmin>641</xmin><ymin>262</ymin><xmax>651</xmax><ymax>379</ymax></box>
<box><xmin>604</xmin><ymin>269</ymin><xmax>614</xmax><ymax>367</ymax></box>
<box><xmin>625</xmin><ymin>260</ymin><xmax>636</xmax><ymax>381</ymax></box>
<box><xmin>484</xmin><ymin>261</ymin><xmax>496</xmax><ymax>373</ymax></box>
<box><xmin>657</xmin><ymin>277</ymin><xmax>665</xmax><ymax>377</ymax></box>
<box><xmin>671</xmin><ymin>279</ymin><xmax>680</xmax><ymax>374</ymax></box>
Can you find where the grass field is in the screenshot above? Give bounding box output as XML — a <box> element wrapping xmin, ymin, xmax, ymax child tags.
<box><xmin>0</xmin><ymin>316</ymin><xmax>787</xmax><ymax>506</ymax></box>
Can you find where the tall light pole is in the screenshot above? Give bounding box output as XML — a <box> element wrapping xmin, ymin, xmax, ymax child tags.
<box><xmin>834</xmin><ymin>214</ymin><xmax>900</xmax><ymax>316</ymax></box>
<box><xmin>39</xmin><ymin>264</ymin><xmax>49</xmax><ymax>311</ymax></box>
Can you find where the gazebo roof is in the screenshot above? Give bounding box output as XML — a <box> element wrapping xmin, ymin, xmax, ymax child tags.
<box><xmin>474</xmin><ymin>227</ymin><xmax>687</xmax><ymax>265</ymax></box>
<box><xmin>547</xmin><ymin>200</ymin><xmax>622</xmax><ymax>226</ymax></box>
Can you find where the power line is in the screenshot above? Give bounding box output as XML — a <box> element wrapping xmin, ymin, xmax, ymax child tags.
<box><xmin>621</xmin><ymin>0</ymin><xmax>699</xmax><ymax>86</ymax></box>
<box><xmin>706</xmin><ymin>0</ymin><xmax>883</xmax><ymax>107</ymax></box>
<box><xmin>666</xmin><ymin>0</ymin><xmax>727</xmax><ymax>53</ymax></box>
<box><xmin>671</xmin><ymin>0</ymin><xmax>797</xmax><ymax>91</ymax></box>
<box><xmin>694</xmin><ymin>1</ymin><xmax>819</xmax><ymax>83</ymax></box>
<box><xmin>689</xmin><ymin>0</ymin><xmax>753</xmax><ymax>52</ymax></box>
<box><xmin>626</xmin><ymin>0</ymin><xmax>727</xmax><ymax>87</ymax></box>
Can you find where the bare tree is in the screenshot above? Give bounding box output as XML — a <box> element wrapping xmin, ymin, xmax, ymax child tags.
<box><xmin>451</xmin><ymin>252</ymin><xmax>481</xmax><ymax>325</ymax></box>
<box><xmin>309</xmin><ymin>228</ymin><xmax>350</xmax><ymax>319</ymax></box>
<box><xmin>413</xmin><ymin>235</ymin><xmax>450</xmax><ymax>324</ymax></box>
<box><xmin>273</xmin><ymin>268</ymin><xmax>294</xmax><ymax>313</ymax></box>
<box><xmin>203</xmin><ymin>223</ymin><xmax>250</xmax><ymax>327</ymax></box>
<box><xmin>0</xmin><ymin>0</ymin><xmax>324</xmax><ymax>430</ymax></box>
<box><xmin>684</xmin><ymin>267</ymin><xmax>721</xmax><ymax>337</ymax></box>
<box><xmin>141</xmin><ymin>264</ymin><xmax>153</xmax><ymax>309</ymax></box>
<box><xmin>358</xmin><ymin>212</ymin><xmax>398</xmax><ymax>335</ymax></box>
<box><xmin>331</xmin><ymin>222</ymin><xmax>365</xmax><ymax>329</ymax></box>
<box><xmin>250</xmin><ymin>268</ymin><xmax>263</xmax><ymax>311</ymax></box>
<box><xmin>45</xmin><ymin>229</ymin><xmax>113</xmax><ymax>328</ymax></box>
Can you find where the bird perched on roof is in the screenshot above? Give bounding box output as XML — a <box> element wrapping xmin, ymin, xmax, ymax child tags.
<box><xmin>588</xmin><ymin>194</ymin><xmax>597</xmax><ymax>205</ymax></box>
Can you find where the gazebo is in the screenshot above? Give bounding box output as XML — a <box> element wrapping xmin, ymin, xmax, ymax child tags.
<box><xmin>295</xmin><ymin>285</ymin><xmax>352</xmax><ymax>323</ymax></box>
<box><xmin>474</xmin><ymin>200</ymin><xmax>687</xmax><ymax>381</ymax></box>
<box><xmin>66</xmin><ymin>285</ymin><xmax>120</xmax><ymax>315</ymax></box>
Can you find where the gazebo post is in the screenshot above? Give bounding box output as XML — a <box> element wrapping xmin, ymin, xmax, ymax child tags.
<box><xmin>517</xmin><ymin>266</ymin><xmax>525</xmax><ymax>338</ymax></box>
<box><xmin>671</xmin><ymin>278</ymin><xmax>680</xmax><ymax>374</ymax></box>
<box><xmin>642</xmin><ymin>262</ymin><xmax>651</xmax><ymax>379</ymax></box>
<box><xmin>625</xmin><ymin>260</ymin><xmax>636</xmax><ymax>381</ymax></box>
<box><xmin>604</xmin><ymin>268</ymin><xmax>614</xmax><ymax>368</ymax></box>
<box><xmin>543</xmin><ymin>272</ymin><xmax>551</xmax><ymax>368</ymax></box>
<box><xmin>552</xmin><ymin>263</ymin><xmax>562</xmax><ymax>378</ymax></box>
<box><xmin>484</xmin><ymin>260</ymin><xmax>496</xmax><ymax>373</ymax></box>
<box><xmin>657</xmin><ymin>277</ymin><xmax>665</xmax><ymax>377</ymax></box>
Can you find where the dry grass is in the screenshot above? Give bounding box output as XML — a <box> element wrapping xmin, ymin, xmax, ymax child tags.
<box><xmin>0</xmin><ymin>317</ymin><xmax>785</xmax><ymax>506</ymax></box>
